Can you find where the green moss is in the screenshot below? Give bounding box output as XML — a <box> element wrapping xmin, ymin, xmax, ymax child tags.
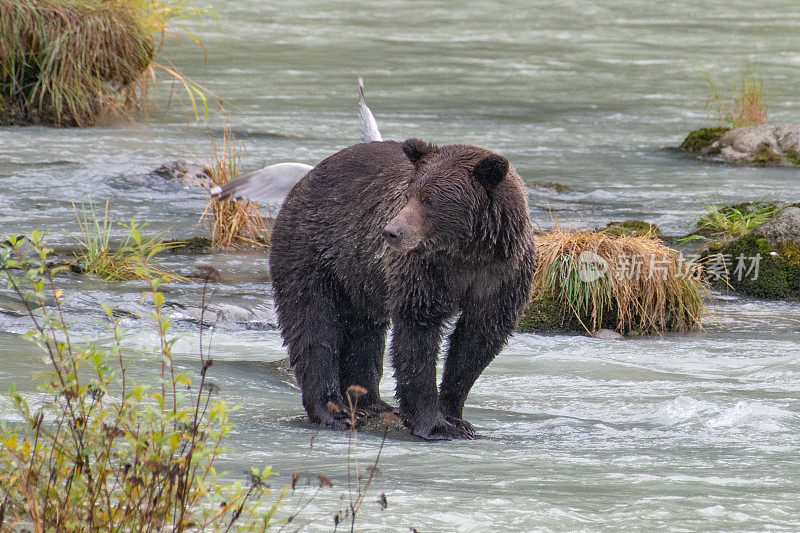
<box><xmin>517</xmin><ymin>293</ymin><xmax>621</xmax><ymax>334</ymax></box>
<box><xmin>517</xmin><ymin>294</ymin><xmax>571</xmax><ymax>332</ymax></box>
<box><xmin>164</xmin><ymin>237</ymin><xmax>212</xmax><ymax>252</ymax></box>
<box><xmin>680</xmin><ymin>127</ymin><xmax>731</xmax><ymax>152</ymax></box>
<box><xmin>716</xmin><ymin>234</ymin><xmax>800</xmax><ymax>298</ymax></box>
<box><xmin>782</xmin><ymin>149</ymin><xmax>800</xmax><ymax>167</ymax></box>
<box><xmin>602</xmin><ymin>220</ymin><xmax>662</xmax><ymax>238</ymax></box>
<box><xmin>753</xmin><ymin>144</ymin><xmax>782</xmax><ymax>167</ymax></box>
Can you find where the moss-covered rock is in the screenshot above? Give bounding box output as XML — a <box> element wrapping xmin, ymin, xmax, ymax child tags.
<box><xmin>680</xmin><ymin>127</ymin><xmax>731</xmax><ymax>152</ymax></box>
<box><xmin>517</xmin><ymin>294</ymin><xmax>573</xmax><ymax>332</ymax></box>
<box><xmin>517</xmin><ymin>293</ymin><xmax>621</xmax><ymax>334</ymax></box>
<box><xmin>602</xmin><ymin>220</ymin><xmax>662</xmax><ymax>238</ymax></box>
<box><xmin>681</xmin><ymin>124</ymin><xmax>800</xmax><ymax>167</ymax></box>
<box><xmin>709</xmin><ymin>206</ymin><xmax>800</xmax><ymax>298</ymax></box>
<box><xmin>783</xmin><ymin>149</ymin><xmax>800</xmax><ymax>167</ymax></box>
<box><xmin>530</xmin><ymin>181</ymin><xmax>571</xmax><ymax>194</ymax></box>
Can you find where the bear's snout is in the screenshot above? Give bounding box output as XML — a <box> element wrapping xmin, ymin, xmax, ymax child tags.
<box><xmin>382</xmin><ymin>222</ymin><xmax>403</xmax><ymax>247</ymax></box>
<box><xmin>383</xmin><ymin>199</ymin><xmax>425</xmax><ymax>251</ymax></box>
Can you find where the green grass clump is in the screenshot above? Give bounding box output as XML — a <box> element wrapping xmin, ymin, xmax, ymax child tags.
<box><xmin>71</xmin><ymin>201</ymin><xmax>184</xmax><ymax>281</ymax></box>
<box><xmin>696</xmin><ymin>202</ymin><xmax>778</xmax><ymax>239</ymax></box>
<box><xmin>0</xmin><ymin>0</ymin><xmax>210</xmax><ymax>126</ymax></box>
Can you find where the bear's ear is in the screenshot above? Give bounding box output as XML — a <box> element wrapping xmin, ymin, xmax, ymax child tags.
<box><xmin>474</xmin><ymin>154</ymin><xmax>509</xmax><ymax>193</ymax></box>
<box><xmin>402</xmin><ymin>138</ymin><xmax>438</xmax><ymax>166</ymax></box>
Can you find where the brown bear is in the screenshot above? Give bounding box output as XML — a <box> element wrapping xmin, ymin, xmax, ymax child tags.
<box><xmin>269</xmin><ymin>138</ymin><xmax>536</xmax><ymax>440</ymax></box>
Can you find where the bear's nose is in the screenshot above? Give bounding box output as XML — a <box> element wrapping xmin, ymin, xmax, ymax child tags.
<box><xmin>382</xmin><ymin>223</ymin><xmax>403</xmax><ymax>247</ymax></box>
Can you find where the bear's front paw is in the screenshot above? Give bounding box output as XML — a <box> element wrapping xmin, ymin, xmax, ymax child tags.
<box><xmin>356</xmin><ymin>399</ymin><xmax>399</xmax><ymax>420</ymax></box>
<box><xmin>321</xmin><ymin>411</ymin><xmax>353</xmax><ymax>430</ymax></box>
<box><xmin>444</xmin><ymin>416</ymin><xmax>476</xmax><ymax>439</ymax></box>
<box><xmin>413</xmin><ymin>418</ymin><xmax>475</xmax><ymax>441</ymax></box>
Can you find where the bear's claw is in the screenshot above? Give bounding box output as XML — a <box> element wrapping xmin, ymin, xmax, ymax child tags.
<box><xmin>413</xmin><ymin>418</ymin><xmax>475</xmax><ymax>441</ymax></box>
<box><xmin>444</xmin><ymin>416</ymin><xmax>476</xmax><ymax>439</ymax></box>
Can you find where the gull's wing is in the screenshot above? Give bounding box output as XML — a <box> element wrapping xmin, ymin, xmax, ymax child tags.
<box><xmin>358</xmin><ymin>77</ymin><xmax>382</xmax><ymax>143</ymax></box>
<box><xmin>210</xmin><ymin>162</ymin><xmax>313</xmax><ymax>203</ymax></box>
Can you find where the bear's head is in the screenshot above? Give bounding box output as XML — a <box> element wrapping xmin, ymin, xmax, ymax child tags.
<box><xmin>382</xmin><ymin>138</ymin><xmax>510</xmax><ymax>253</ymax></box>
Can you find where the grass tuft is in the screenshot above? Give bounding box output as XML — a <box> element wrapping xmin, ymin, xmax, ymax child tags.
<box><xmin>71</xmin><ymin>201</ymin><xmax>185</xmax><ymax>281</ymax></box>
<box><xmin>199</xmin><ymin>128</ymin><xmax>271</xmax><ymax>249</ymax></box>
<box><xmin>0</xmin><ymin>0</ymin><xmax>212</xmax><ymax>126</ymax></box>
<box><xmin>705</xmin><ymin>70</ymin><xmax>769</xmax><ymax>129</ymax></box>
<box><xmin>696</xmin><ymin>202</ymin><xmax>778</xmax><ymax>239</ymax></box>
<box><xmin>524</xmin><ymin>228</ymin><xmax>709</xmax><ymax>334</ymax></box>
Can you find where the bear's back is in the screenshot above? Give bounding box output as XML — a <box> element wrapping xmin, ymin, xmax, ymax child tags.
<box><xmin>270</xmin><ymin>141</ymin><xmax>416</xmax><ymax>316</ymax></box>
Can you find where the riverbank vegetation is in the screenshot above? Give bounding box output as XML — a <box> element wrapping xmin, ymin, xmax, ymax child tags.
<box><xmin>519</xmin><ymin>228</ymin><xmax>708</xmax><ymax>335</ymax></box>
<box><xmin>200</xmin><ymin>129</ymin><xmax>271</xmax><ymax>249</ymax></box>
<box><xmin>0</xmin><ymin>0</ymin><xmax>210</xmax><ymax>126</ymax></box>
<box><xmin>70</xmin><ymin>201</ymin><xmax>185</xmax><ymax>281</ymax></box>
<box><xmin>0</xmin><ymin>233</ymin><xmax>281</xmax><ymax>530</ymax></box>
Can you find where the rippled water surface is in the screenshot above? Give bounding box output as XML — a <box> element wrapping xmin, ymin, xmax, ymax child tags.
<box><xmin>1</xmin><ymin>1</ymin><xmax>800</xmax><ymax>530</ymax></box>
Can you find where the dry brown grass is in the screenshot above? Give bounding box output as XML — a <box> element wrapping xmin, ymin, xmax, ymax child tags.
<box><xmin>706</xmin><ymin>70</ymin><xmax>769</xmax><ymax>128</ymax></box>
<box><xmin>200</xmin><ymin>128</ymin><xmax>271</xmax><ymax>249</ymax></box>
<box><xmin>529</xmin><ymin>227</ymin><xmax>709</xmax><ymax>334</ymax></box>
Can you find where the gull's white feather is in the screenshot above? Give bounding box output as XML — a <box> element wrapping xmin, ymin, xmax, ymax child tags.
<box><xmin>358</xmin><ymin>77</ymin><xmax>382</xmax><ymax>143</ymax></box>
<box><xmin>210</xmin><ymin>162</ymin><xmax>313</xmax><ymax>204</ymax></box>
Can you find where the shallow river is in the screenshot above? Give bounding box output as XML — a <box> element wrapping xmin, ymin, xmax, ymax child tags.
<box><xmin>1</xmin><ymin>1</ymin><xmax>800</xmax><ymax>530</ymax></box>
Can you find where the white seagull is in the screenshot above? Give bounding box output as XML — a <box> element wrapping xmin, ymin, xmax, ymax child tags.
<box><xmin>210</xmin><ymin>78</ymin><xmax>383</xmax><ymax>203</ymax></box>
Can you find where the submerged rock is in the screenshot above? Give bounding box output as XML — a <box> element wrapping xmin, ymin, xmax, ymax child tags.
<box><xmin>529</xmin><ymin>181</ymin><xmax>571</xmax><ymax>194</ymax></box>
<box><xmin>591</xmin><ymin>329</ymin><xmax>625</xmax><ymax>340</ymax></box>
<box><xmin>149</xmin><ymin>160</ymin><xmax>213</xmax><ymax>189</ymax></box>
<box><xmin>681</xmin><ymin>124</ymin><xmax>800</xmax><ymax>167</ymax></box>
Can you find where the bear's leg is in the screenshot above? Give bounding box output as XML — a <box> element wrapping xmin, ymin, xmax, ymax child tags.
<box><xmin>391</xmin><ymin>318</ymin><xmax>471</xmax><ymax>440</ymax></box>
<box><xmin>439</xmin><ymin>301</ymin><xmax>519</xmax><ymax>438</ymax></box>
<box><xmin>290</xmin><ymin>336</ymin><xmax>350</xmax><ymax>429</ymax></box>
<box><xmin>339</xmin><ymin>318</ymin><xmax>395</xmax><ymax>419</ymax></box>
<box><xmin>280</xmin><ymin>277</ymin><xmax>350</xmax><ymax>429</ymax></box>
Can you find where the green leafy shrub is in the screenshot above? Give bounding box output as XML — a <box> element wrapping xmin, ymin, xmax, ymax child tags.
<box><xmin>0</xmin><ymin>232</ymin><xmax>283</xmax><ymax>530</ymax></box>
